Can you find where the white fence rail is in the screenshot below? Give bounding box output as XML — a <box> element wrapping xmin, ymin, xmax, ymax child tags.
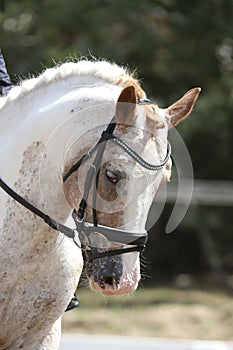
<box><xmin>160</xmin><ymin>179</ymin><xmax>233</xmax><ymax>206</ymax></box>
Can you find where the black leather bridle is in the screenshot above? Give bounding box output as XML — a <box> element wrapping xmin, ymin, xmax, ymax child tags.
<box><xmin>63</xmin><ymin>98</ymin><xmax>171</xmax><ymax>261</ymax></box>
<box><xmin>0</xmin><ymin>98</ymin><xmax>171</xmax><ymax>263</ymax></box>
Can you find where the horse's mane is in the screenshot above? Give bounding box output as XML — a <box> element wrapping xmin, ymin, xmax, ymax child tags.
<box><xmin>0</xmin><ymin>59</ymin><xmax>145</xmax><ymax>109</ymax></box>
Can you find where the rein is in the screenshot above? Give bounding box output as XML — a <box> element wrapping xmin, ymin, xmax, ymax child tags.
<box><xmin>0</xmin><ymin>98</ymin><xmax>171</xmax><ymax>263</ymax></box>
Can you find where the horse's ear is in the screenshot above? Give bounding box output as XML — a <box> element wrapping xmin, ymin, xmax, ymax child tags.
<box><xmin>115</xmin><ymin>86</ymin><xmax>137</xmax><ymax>124</ymax></box>
<box><xmin>166</xmin><ymin>88</ymin><xmax>201</xmax><ymax>127</ymax></box>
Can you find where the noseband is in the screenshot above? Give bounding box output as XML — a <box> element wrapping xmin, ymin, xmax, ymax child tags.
<box><xmin>0</xmin><ymin>98</ymin><xmax>171</xmax><ymax>263</ymax></box>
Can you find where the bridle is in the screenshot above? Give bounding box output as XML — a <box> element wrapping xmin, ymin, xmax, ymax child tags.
<box><xmin>0</xmin><ymin>98</ymin><xmax>171</xmax><ymax>263</ymax></box>
<box><xmin>63</xmin><ymin>98</ymin><xmax>171</xmax><ymax>262</ymax></box>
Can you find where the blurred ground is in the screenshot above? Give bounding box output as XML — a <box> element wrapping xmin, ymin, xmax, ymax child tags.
<box><xmin>59</xmin><ymin>335</ymin><xmax>233</xmax><ymax>350</ymax></box>
<box><xmin>62</xmin><ymin>287</ymin><xmax>233</xmax><ymax>340</ymax></box>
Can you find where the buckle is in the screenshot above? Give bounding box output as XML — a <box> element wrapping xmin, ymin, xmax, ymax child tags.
<box><xmin>73</xmin><ymin>229</ymin><xmax>82</xmax><ymax>249</ymax></box>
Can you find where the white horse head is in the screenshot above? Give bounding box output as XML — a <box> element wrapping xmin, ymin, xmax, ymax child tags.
<box><xmin>0</xmin><ymin>60</ymin><xmax>200</xmax><ymax>349</ymax></box>
<box><xmin>63</xmin><ymin>82</ymin><xmax>200</xmax><ymax>296</ymax></box>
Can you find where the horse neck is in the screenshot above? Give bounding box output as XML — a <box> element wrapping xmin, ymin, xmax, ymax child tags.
<box><xmin>0</xmin><ymin>76</ymin><xmax>121</xmax><ymax>223</ymax></box>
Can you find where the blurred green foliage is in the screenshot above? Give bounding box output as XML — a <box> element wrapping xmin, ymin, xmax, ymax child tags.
<box><xmin>1</xmin><ymin>0</ymin><xmax>232</xmax><ymax>281</ymax></box>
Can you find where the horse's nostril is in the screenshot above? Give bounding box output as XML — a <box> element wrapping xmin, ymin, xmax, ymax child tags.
<box><xmin>102</xmin><ymin>276</ymin><xmax>114</xmax><ymax>286</ymax></box>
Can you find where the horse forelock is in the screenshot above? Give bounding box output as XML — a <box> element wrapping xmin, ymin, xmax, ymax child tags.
<box><xmin>0</xmin><ymin>59</ymin><xmax>144</xmax><ymax>109</ymax></box>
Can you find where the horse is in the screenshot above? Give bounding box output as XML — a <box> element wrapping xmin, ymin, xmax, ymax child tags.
<box><xmin>0</xmin><ymin>59</ymin><xmax>200</xmax><ymax>349</ymax></box>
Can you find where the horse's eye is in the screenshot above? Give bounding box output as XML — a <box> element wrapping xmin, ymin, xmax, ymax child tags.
<box><xmin>105</xmin><ymin>170</ymin><xmax>120</xmax><ymax>185</ymax></box>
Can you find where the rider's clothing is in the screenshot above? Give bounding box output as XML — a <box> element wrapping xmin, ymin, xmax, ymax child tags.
<box><xmin>0</xmin><ymin>49</ymin><xmax>13</xmax><ymax>96</ymax></box>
